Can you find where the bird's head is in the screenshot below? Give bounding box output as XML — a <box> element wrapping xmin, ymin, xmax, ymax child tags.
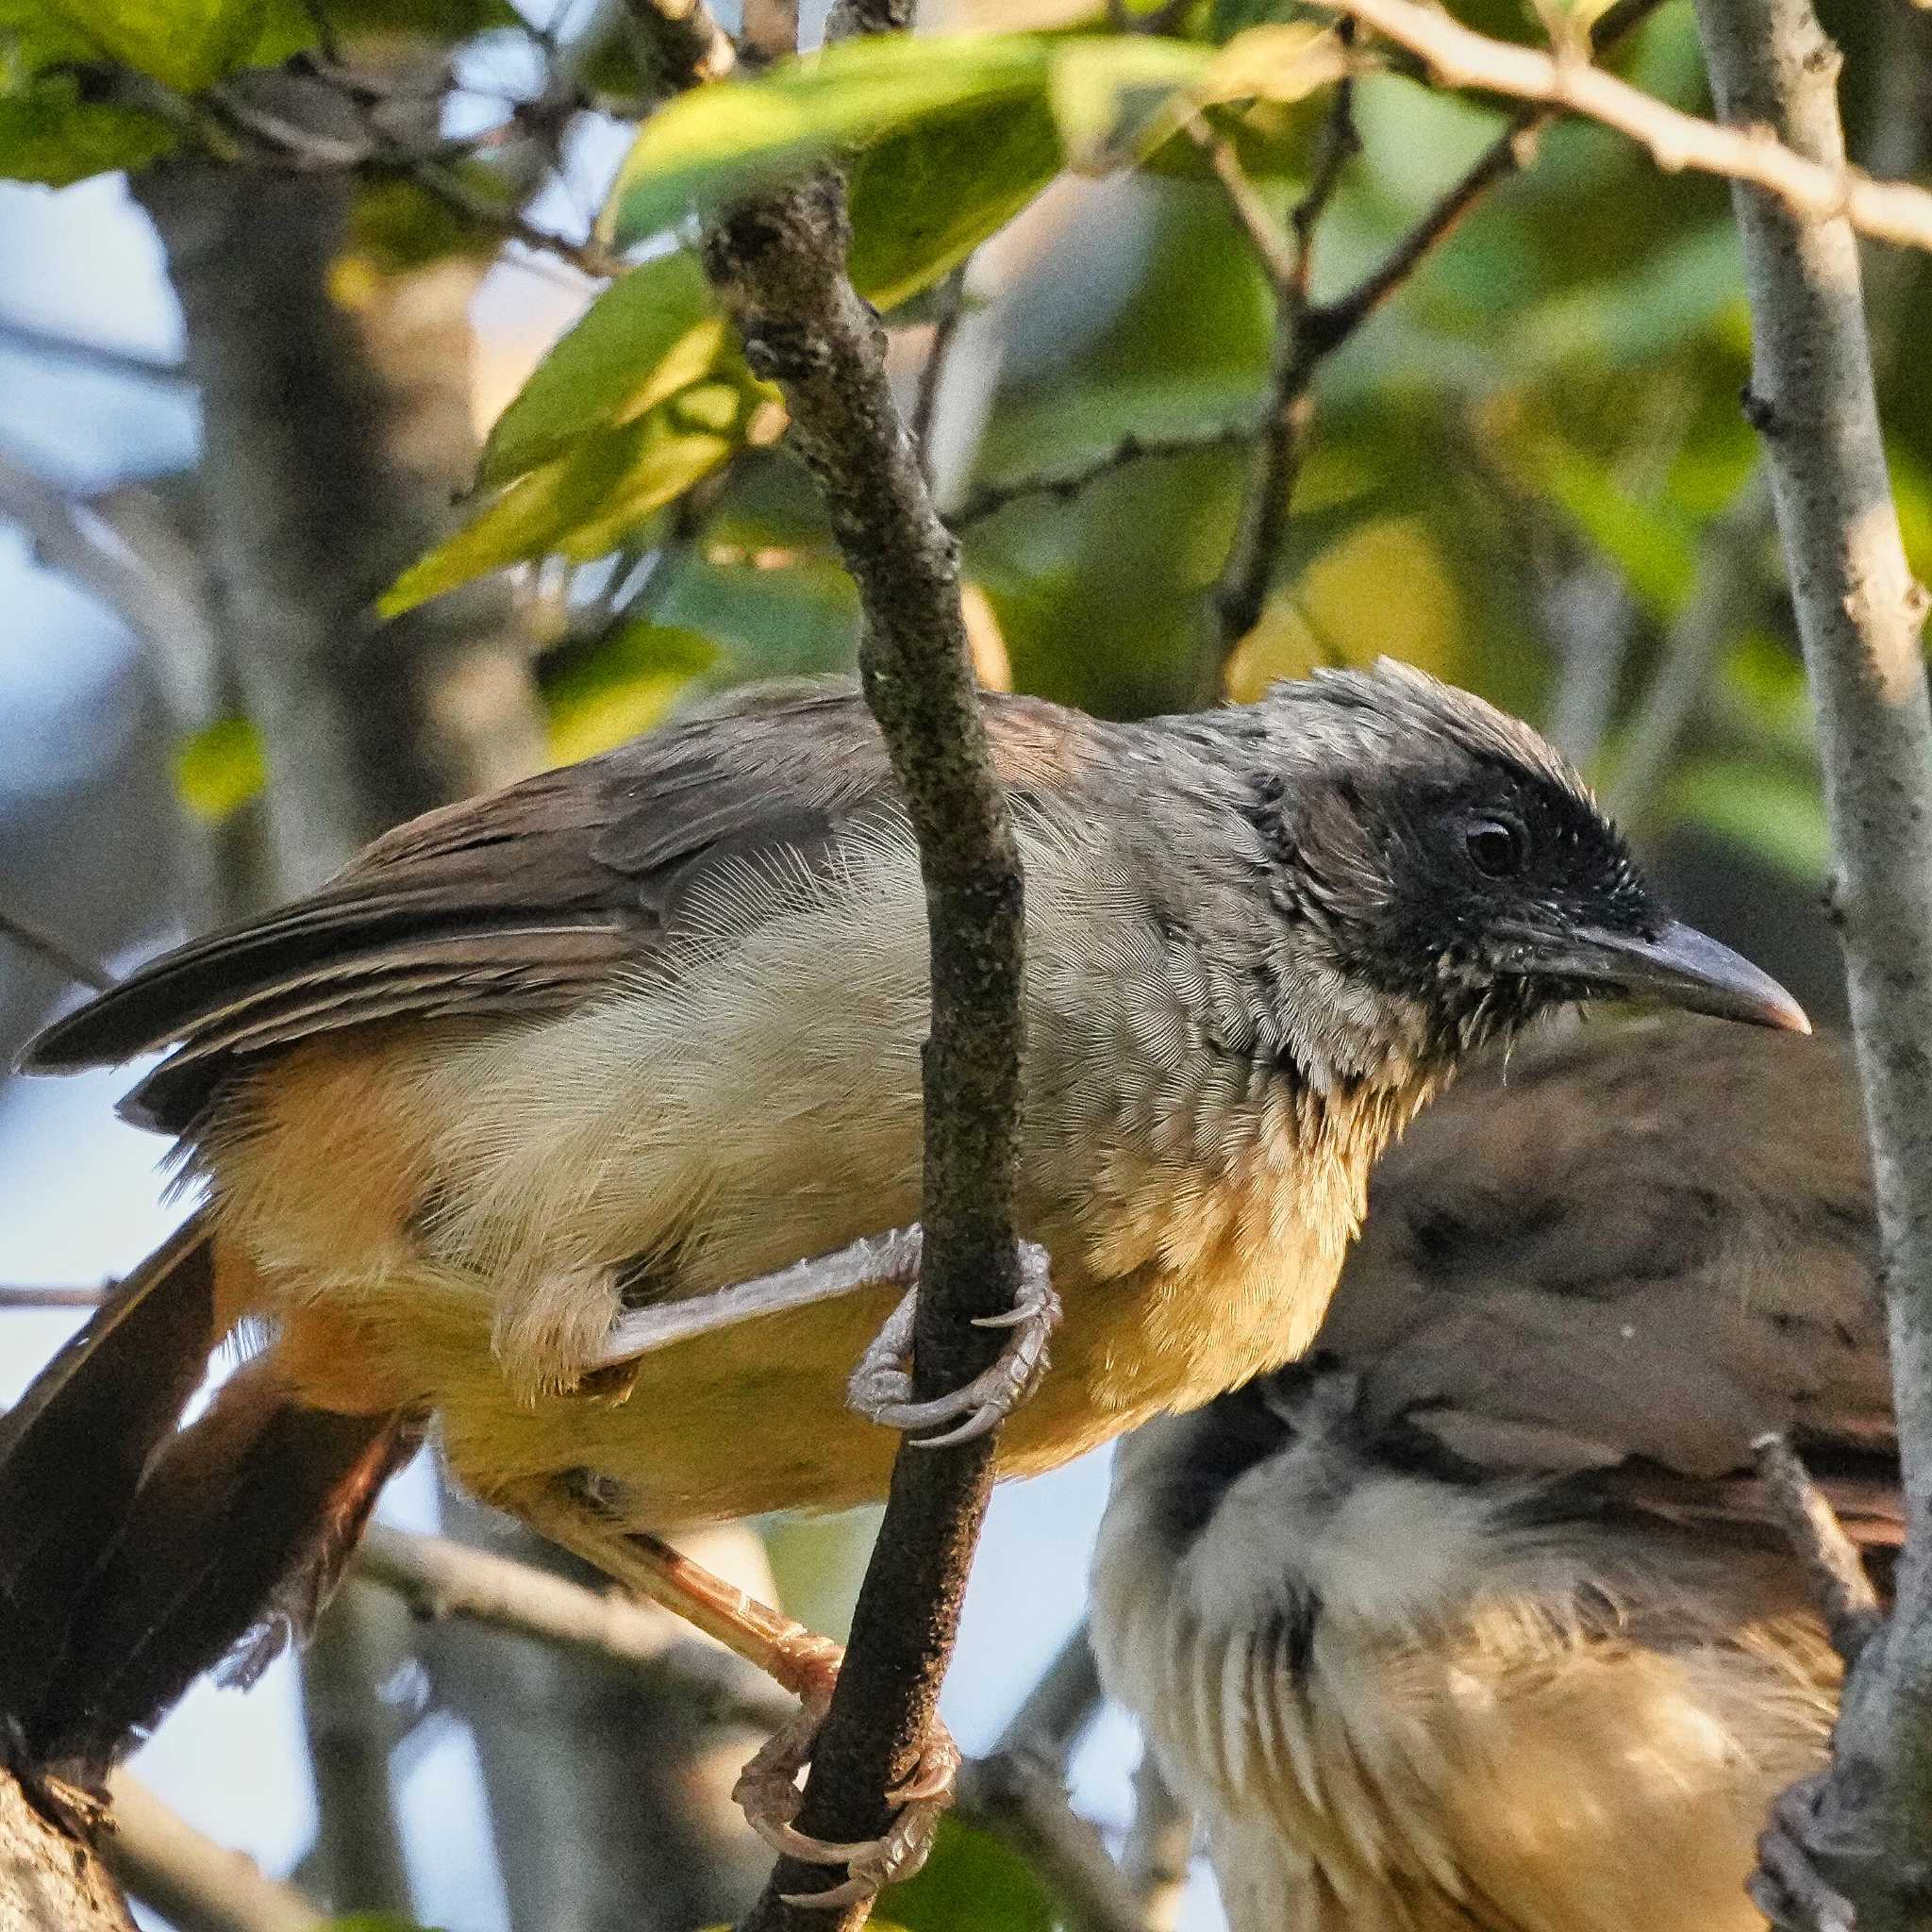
<box><xmin>1246</xmin><ymin>659</ymin><xmax>1807</xmax><ymax>1067</ymax></box>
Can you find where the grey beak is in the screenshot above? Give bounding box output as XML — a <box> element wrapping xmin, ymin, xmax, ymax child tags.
<box><xmin>1526</xmin><ymin>919</ymin><xmax>1811</xmax><ymax>1033</ymax></box>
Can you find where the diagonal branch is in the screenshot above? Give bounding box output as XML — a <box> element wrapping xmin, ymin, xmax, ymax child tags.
<box><xmin>1307</xmin><ymin>0</ymin><xmax>1932</xmax><ymax>256</ymax></box>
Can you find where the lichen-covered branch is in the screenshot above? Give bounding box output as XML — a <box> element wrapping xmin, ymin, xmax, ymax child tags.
<box><xmin>1688</xmin><ymin>2</ymin><xmax>1932</xmax><ymax>1925</ymax></box>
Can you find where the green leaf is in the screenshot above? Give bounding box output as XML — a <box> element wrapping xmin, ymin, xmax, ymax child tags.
<box><xmin>542</xmin><ymin>622</ymin><xmax>720</xmax><ymax>762</ymax></box>
<box><xmin>846</xmin><ymin>92</ymin><xmax>1061</xmax><ymax>308</ymax></box>
<box><xmin>1047</xmin><ymin>37</ymin><xmax>1208</xmax><ymax>171</ymax></box>
<box><xmin>605</xmin><ymin>33</ymin><xmax>1055</xmax><ymax>250</ymax></box>
<box><xmin>0</xmin><ymin>77</ymin><xmax>175</xmax><ymax>183</ymax></box>
<box><xmin>1514</xmin><ymin>434</ymin><xmax>1698</xmax><ymax>621</ymax></box>
<box><xmin>384</xmin><ymin>384</ymin><xmax>761</xmax><ymax>614</ymax></box>
<box><xmin>47</xmin><ymin>0</ymin><xmax>267</xmax><ymax>91</ymax></box>
<box><xmin>173</xmin><ymin>717</ymin><xmax>267</xmax><ymax>822</ymax></box>
<box><xmin>478</xmin><ymin>250</ymin><xmax>719</xmax><ymax>485</ymax></box>
<box><xmin>882</xmin><ymin>1818</ymin><xmax>1055</xmax><ymax>1932</ymax></box>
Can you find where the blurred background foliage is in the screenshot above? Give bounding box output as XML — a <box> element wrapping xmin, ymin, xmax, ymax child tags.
<box><xmin>0</xmin><ymin>0</ymin><xmax>1927</xmax><ymax>1925</ymax></box>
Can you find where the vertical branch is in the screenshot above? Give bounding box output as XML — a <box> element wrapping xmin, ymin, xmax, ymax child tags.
<box><xmin>1689</xmin><ymin>2</ymin><xmax>1932</xmax><ymax>1925</ymax></box>
<box><xmin>674</xmin><ymin>0</ymin><xmax>1024</xmax><ymax>1924</ymax></box>
<box><xmin>1119</xmin><ymin>1753</ymin><xmax>1191</xmax><ymax>1932</ymax></box>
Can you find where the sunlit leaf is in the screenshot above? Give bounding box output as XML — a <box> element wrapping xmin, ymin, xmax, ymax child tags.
<box><xmin>478</xmin><ymin>251</ymin><xmax>722</xmax><ymax>484</ymax></box>
<box><xmin>173</xmin><ymin>717</ymin><xmax>267</xmax><ymax>822</ymax></box>
<box><xmin>542</xmin><ymin>623</ymin><xmax>720</xmax><ymax>761</ymax></box>
<box><xmin>384</xmin><ymin>386</ymin><xmax>761</xmax><ymax>614</ymax></box>
<box><xmin>1047</xmin><ymin>38</ymin><xmax>1208</xmax><ymax>171</ymax></box>
<box><xmin>47</xmin><ymin>0</ymin><xmax>267</xmax><ymax>91</ymax></box>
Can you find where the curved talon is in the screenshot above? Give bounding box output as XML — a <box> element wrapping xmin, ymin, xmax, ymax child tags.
<box><xmin>848</xmin><ymin>1242</ymin><xmax>1059</xmax><ymax>1446</ymax></box>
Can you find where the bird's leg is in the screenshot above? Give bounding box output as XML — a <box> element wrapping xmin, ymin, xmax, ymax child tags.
<box><xmin>846</xmin><ymin>1238</ymin><xmax>1058</xmax><ymax>1448</ymax></box>
<box><xmin>589</xmin><ymin>1224</ymin><xmax>1062</xmax><ymax>1449</ymax></box>
<box><xmin>510</xmin><ymin>1473</ymin><xmax>959</xmax><ymax>1909</ymax></box>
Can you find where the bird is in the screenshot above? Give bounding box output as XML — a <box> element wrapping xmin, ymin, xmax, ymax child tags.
<box><xmin>3</xmin><ymin>662</ymin><xmax>1805</xmax><ymax>1897</ymax></box>
<box><xmin>1091</xmin><ymin>1015</ymin><xmax>1894</xmax><ymax>1932</ymax></box>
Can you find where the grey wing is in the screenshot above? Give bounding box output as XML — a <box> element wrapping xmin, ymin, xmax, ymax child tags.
<box><xmin>22</xmin><ymin>681</ymin><xmax>1099</xmax><ymax>1134</ymax></box>
<box><xmin>1320</xmin><ymin>1017</ymin><xmax>1900</xmax><ymax>1547</ymax></box>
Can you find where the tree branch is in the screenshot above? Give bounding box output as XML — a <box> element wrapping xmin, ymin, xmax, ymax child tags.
<box><xmin>691</xmin><ymin>14</ymin><xmax>1026</xmax><ymax>1932</ymax></box>
<box><xmin>99</xmin><ymin>1774</ymin><xmax>325</xmax><ymax>1932</ymax></box>
<box><xmin>1119</xmin><ymin>1751</ymin><xmax>1191</xmax><ymax>1932</ymax></box>
<box><xmin>1307</xmin><ymin>0</ymin><xmax>1932</xmax><ymax>256</ymax></box>
<box><xmin>0</xmin><ymin>907</ymin><xmax>112</xmax><ymax>994</ymax></box>
<box><xmin>953</xmin><ymin>1755</ymin><xmax>1142</xmax><ymax>1932</ymax></box>
<box><xmin>1687</xmin><ymin>1</ymin><xmax>1932</xmax><ymax>1924</ymax></box>
<box><xmin>355</xmin><ymin>1524</ymin><xmax>795</xmax><ymax>1733</ymax></box>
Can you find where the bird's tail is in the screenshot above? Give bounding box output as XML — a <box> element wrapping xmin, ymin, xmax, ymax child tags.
<box><xmin>0</xmin><ymin>1212</ymin><xmax>419</xmax><ymax>1773</ymax></box>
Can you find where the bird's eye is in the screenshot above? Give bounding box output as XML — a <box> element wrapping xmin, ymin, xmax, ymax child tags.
<box><xmin>1463</xmin><ymin>816</ymin><xmax>1529</xmax><ymax>878</ymax></box>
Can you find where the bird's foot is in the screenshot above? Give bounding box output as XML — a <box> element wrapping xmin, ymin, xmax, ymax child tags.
<box><xmin>847</xmin><ymin>1241</ymin><xmax>1058</xmax><ymax>1447</ymax></box>
<box><xmin>1750</xmin><ymin>1774</ymin><xmax>1857</xmax><ymax>1932</ymax></box>
<box><xmin>735</xmin><ymin>1641</ymin><xmax>959</xmax><ymax>1909</ymax></box>
<box><xmin>0</xmin><ymin>1717</ymin><xmax>106</xmax><ymax>1841</ymax></box>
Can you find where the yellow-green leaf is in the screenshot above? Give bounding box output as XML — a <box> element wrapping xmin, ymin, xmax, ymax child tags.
<box><xmin>384</xmin><ymin>387</ymin><xmax>759</xmax><ymax>613</ymax></box>
<box><xmin>604</xmin><ymin>33</ymin><xmax>1056</xmax><ymax>249</ymax></box>
<box><xmin>48</xmin><ymin>0</ymin><xmax>267</xmax><ymax>92</ymax></box>
<box><xmin>847</xmin><ymin>92</ymin><xmax>1062</xmax><ymax>308</ymax></box>
<box><xmin>173</xmin><ymin>717</ymin><xmax>266</xmax><ymax>822</ymax></box>
<box><xmin>0</xmin><ymin>74</ymin><xmax>176</xmax><ymax>184</ymax></box>
<box><xmin>478</xmin><ymin>250</ymin><xmax>720</xmax><ymax>485</ymax></box>
<box><xmin>543</xmin><ymin>623</ymin><xmax>719</xmax><ymax>762</ymax></box>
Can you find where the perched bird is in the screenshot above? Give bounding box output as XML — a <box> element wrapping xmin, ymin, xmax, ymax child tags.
<box><xmin>1092</xmin><ymin>1017</ymin><xmax>1893</xmax><ymax>1932</ymax></box>
<box><xmin>4</xmin><ymin>665</ymin><xmax>1802</xmax><ymax>1891</ymax></box>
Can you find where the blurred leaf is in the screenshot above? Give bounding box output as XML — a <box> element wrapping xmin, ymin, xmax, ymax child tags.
<box><xmin>173</xmin><ymin>717</ymin><xmax>267</xmax><ymax>822</ymax></box>
<box><xmin>344</xmin><ymin>174</ymin><xmax>501</xmax><ymax>275</ymax></box>
<box><xmin>1515</xmin><ymin>435</ymin><xmax>1698</xmax><ymax>621</ymax></box>
<box><xmin>385</xmin><ymin>384</ymin><xmax>762</xmax><ymax>612</ymax></box>
<box><xmin>1509</xmin><ymin>222</ymin><xmax>1745</xmax><ymax>373</ymax></box>
<box><xmin>479</xmin><ymin>251</ymin><xmax>721</xmax><ymax>484</ymax></box>
<box><xmin>255</xmin><ymin>0</ymin><xmax>518</xmax><ymax>53</ymax></box>
<box><xmin>1667</xmin><ymin>756</ymin><xmax>1830</xmax><ymax>879</ymax></box>
<box><xmin>326</xmin><ymin>1917</ymin><xmax>449</xmax><ymax>1932</ymax></box>
<box><xmin>543</xmin><ymin>623</ymin><xmax>719</xmax><ymax>761</ymax></box>
<box><xmin>882</xmin><ymin>1818</ymin><xmax>1055</xmax><ymax>1932</ymax></box>
<box><xmin>846</xmin><ymin>92</ymin><xmax>1062</xmax><ymax>308</ymax></box>
<box><xmin>0</xmin><ymin>74</ymin><xmax>175</xmax><ymax>183</ymax></box>
<box><xmin>605</xmin><ymin>35</ymin><xmax>1056</xmax><ymax>249</ymax></box>
<box><xmin>47</xmin><ymin>0</ymin><xmax>266</xmax><ymax>90</ymax></box>
<box><xmin>1046</xmin><ymin>37</ymin><xmax>1208</xmax><ymax>171</ymax></box>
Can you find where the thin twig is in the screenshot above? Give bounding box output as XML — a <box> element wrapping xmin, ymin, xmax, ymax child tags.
<box><xmin>1200</xmin><ymin>48</ymin><xmax>1357</xmax><ymax>694</ymax></box>
<box><xmin>1607</xmin><ymin>467</ymin><xmax>1772</xmax><ymax>823</ymax></box>
<box><xmin>1186</xmin><ymin>119</ymin><xmax>1298</xmax><ymax>290</ymax></box>
<box><xmin>1752</xmin><ymin>1434</ymin><xmax>1884</xmax><ymax>1667</ymax></box>
<box><xmin>991</xmin><ymin>1624</ymin><xmax>1103</xmax><ymax>1762</ymax></box>
<box><xmin>354</xmin><ymin>1524</ymin><xmax>796</xmax><ymax>1732</ymax></box>
<box><xmin>1120</xmin><ymin>1750</ymin><xmax>1192</xmax><ymax>1932</ymax></box>
<box><xmin>101</xmin><ymin>1773</ymin><xmax>325</xmax><ymax>1932</ymax></box>
<box><xmin>1302</xmin><ymin>0</ymin><xmax>1932</xmax><ymax>256</ymax></box>
<box><xmin>0</xmin><ymin>908</ymin><xmax>113</xmax><ymax>992</ymax></box>
<box><xmin>0</xmin><ymin>314</ymin><xmax>188</xmax><ymax>385</ymax></box>
<box><xmin>699</xmin><ymin>0</ymin><xmax>1029</xmax><ymax>1924</ymax></box>
<box><xmin>0</xmin><ymin>1286</ymin><xmax>112</xmax><ymax>1309</ymax></box>
<box><xmin>951</xmin><ymin>422</ymin><xmax>1265</xmax><ymax>531</ymax></box>
<box><xmin>910</xmin><ymin>264</ymin><xmax>970</xmax><ymax>489</ymax></box>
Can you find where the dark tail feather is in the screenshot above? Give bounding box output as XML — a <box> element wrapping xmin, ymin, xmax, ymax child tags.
<box><xmin>0</xmin><ymin>1220</ymin><xmax>421</xmax><ymax>1772</ymax></box>
<box><xmin>28</xmin><ymin>1357</ymin><xmax>421</xmax><ymax>1770</ymax></box>
<box><xmin>0</xmin><ymin>1214</ymin><xmax>218</xmax><ymax>1729</ymax></box>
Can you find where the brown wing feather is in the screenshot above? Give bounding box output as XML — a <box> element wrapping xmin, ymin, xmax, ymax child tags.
<box><xmin>21</xmin><ymin>682</ymin><xmax>1097</xmax><ymax>1134</ymax></box>
<box><xmin>1322</xmin><ymin>1016</ymin><xmax>1899</xmax><ymax>1543</ymax></box>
